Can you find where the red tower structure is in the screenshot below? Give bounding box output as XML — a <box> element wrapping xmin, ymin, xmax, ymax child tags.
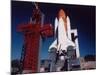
<box><xmin>17</xmin><ymin>4</ymin><xmax>53</xmax><ymax>73</ymax></box>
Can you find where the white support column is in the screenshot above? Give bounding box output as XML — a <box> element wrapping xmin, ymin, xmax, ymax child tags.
<box><xmin>71</xmin><ymin>29</ymin><xmax>80</xmax><ymax>58</ymax></box>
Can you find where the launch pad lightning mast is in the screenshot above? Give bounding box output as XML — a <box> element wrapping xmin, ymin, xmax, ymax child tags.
<box><xmin>17</xmin><ymin>3</ymin><xmax>53</xmax><ymax>73</ymax></box>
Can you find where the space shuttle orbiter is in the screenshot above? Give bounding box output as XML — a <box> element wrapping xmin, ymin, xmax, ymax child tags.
<box><xmin>49</xmin><ymin>9</ymin><xmax>75</xmax><ymax>52</ymax></box>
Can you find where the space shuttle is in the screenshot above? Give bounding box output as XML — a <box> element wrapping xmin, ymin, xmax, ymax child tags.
<box><xmin>49</xmin><ymin>9</ymin><xmax>75</xmax><ymax>53</ymax></box>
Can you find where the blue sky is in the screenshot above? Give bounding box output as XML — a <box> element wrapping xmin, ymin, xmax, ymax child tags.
<box><xmin>11</xmin><ymin>1</ymin><xmax>96</xmax><ymax>60</ymax></box>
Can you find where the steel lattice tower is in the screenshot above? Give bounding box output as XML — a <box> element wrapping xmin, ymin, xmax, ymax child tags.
<box><xmin>17</xmin><ymin>7</ymin><xmax>53</xmax><ymax>73</ymax></box>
